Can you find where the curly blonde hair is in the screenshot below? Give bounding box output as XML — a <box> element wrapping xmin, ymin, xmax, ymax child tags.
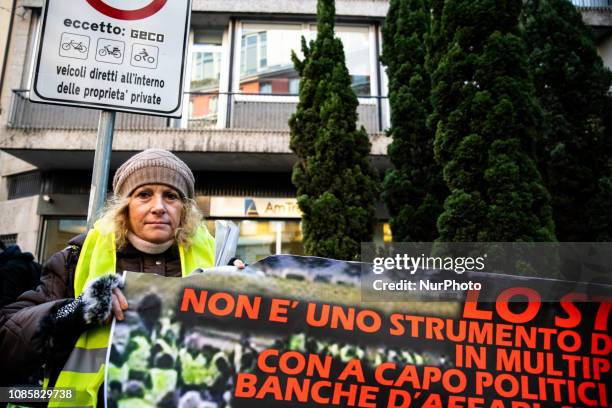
<box><xmin>96</xmin><ymin>194</ymin><xmax>203</xmax><ymax>250</ymax></box>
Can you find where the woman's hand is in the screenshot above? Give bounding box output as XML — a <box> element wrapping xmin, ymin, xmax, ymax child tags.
<box><xmin>232</xmin><ymin>259</ymin><xmax>246</xmax><ymax>269</ymax></box>
<box><xmin>45</xmin><ymin>274</ymin><xmax>124</xmax><ymax>335</ymax></box>
<box><xmin>110</xmin><ymin>287</ymin><xmax>129</xmax><ymax>322</ymax></box>
<box><xmin>81</xmin><ymin>274</ymin><xmax>124</xmax><ymax>325</ymax></box>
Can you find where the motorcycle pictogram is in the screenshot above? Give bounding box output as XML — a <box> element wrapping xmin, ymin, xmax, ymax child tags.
<box><xmin>134</xmin><ymin>48</ymin><xmax>155</xmax><ymax>63</ymax></box>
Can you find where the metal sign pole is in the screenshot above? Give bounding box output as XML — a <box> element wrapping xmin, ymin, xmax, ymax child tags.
<box><xmin>87</xmin><ymin>109</ymin><xmax>115</xmax><ymax>230</ymax></box>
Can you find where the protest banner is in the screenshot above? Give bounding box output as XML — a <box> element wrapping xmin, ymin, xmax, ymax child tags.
<box><xmin>106</xmin><ymin>255</ymin><xmax>611</xmax><ymax>408</ymax></box>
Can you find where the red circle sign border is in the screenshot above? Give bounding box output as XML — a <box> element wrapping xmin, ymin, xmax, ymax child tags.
<box><xmin>85</xmin><ymin>0</ymin><xmax>168</xmax><ymax>20</ymax></box>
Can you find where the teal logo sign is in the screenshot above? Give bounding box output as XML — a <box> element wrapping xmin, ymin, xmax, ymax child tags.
<box><xmin>244</xmin><ymin>198</ymin><xmax>259</xmax><ymax>216</ymax></box>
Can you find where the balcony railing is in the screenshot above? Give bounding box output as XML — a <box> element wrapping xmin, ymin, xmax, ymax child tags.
<box><xmin>7</xmin><ymin>90</ymin><xmax>169</xmax><ymax>130</ymax></box>
<box><xmin>571</xmin><ymin>0</ymin><xmax>612</xmax><ymax>9</ymax></box>
<box><xmin>8</xmin><ymin>90</ymin><xmax>388</xmax><ymax>133</ymax></box>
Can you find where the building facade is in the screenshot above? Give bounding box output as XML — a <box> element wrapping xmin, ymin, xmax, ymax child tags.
<box><xmin>0</xmin><ymin>0</ymin><xmax>610</xmax><ymax>263</ymax></box>
<box><xmin>577</xmin><ymin>0</ymin><xmax>612</xmax><ymax>67</ymax></box>
<box><xmin>0</xmin><ymin>0</ymin><xmax>393</xmax><ymax>263</ymax></box>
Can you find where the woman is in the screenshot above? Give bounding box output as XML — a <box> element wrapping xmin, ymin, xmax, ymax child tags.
<box><xmin>0</xmin><ymin>149</ymin><xmax>243</xmax><ymax>404</ymax></box>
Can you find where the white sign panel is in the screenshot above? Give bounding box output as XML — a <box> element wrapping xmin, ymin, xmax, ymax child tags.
<box><xmin>210</xmin><ymin>197</ymin><xmax>302</xmax><ymax>219</ymax></box>
<box><xmin>31</xmin><ymin>0</ymin><xmax>191</xmax><ymax>117</ymax></box>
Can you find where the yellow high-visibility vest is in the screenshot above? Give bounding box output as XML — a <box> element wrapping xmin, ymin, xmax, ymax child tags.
<box><xmin>48</xmin><ymin>222</ymin><xmax>215</xmax><ymax>407</ymax></box>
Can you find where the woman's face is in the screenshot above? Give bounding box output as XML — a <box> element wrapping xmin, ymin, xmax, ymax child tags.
<box><xmin>128</xmin><ymin>184</ymin><xmax>183</xmax><ymax>244</ymax></box>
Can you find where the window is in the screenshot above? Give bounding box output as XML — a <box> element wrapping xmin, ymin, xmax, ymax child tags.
<box><xmin>373</xmin><ymin>223</ymin><xmax>392</xmax><ymax>246</ymax></box>
<box><xmin>40</xmin><ymin>218</ymin><xmax>86</xmax><ymax>262</ymax></box>
<box><xmin>237</xmin><ymin>23</ymin><xmax>373</xmax><ymax>97</ymax></box>
<box><xmin>231</xmin><ymin>21</ymin><xmax>381</xmax><ymax>131</ymax></box>
<box><xmin>188</xmin><ymin>28</ymin><xmax>224</xmax><ymax>128</ymax></box>
<box><xmin>310</xmin><ymin>25</ymin><xmax>372</xmax><ymax>96</ymax></box>
<box><xmin>260</xmin><ymin>83</ymin><xmax>272</xmax><ymax>94</ymax></box>
<box><xmin>289</xmin><ymin>78</ymin><xmax>300</xmax><ymax>95</ymax></box>
<box><xmin>238</xmin><ymin>24</ymin><xmax>302</xmax><ymax>94</ymax></box>
<box><xmin>0</xmin><ymin>234</ymin><xmax>18</xmax><ymax>246</ymax></box>
<box><xmin>205</xmin><ymin>219</ymin><xmax>304</xmax><ymax>264</ymax></box>
<box><xmin>241</xmin><ymin>31</ymin><xmax>268</xmax><ymax>74</ymax></box>
<box><xmin>191</xmin><ymin>52</ymin><xmax>220</xmax><ymax>88</ymax></box>
<box><xmin>7</xmin><ymin>172</ymin><xmax>41</xmax><ymax>199</ymax></box>
<box><xmin>337</xmin><ymin>26</ymin><xmax>372</xmax><ymax>96</ymax></box>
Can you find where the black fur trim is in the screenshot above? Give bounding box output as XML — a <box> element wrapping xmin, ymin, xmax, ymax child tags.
<box><xmin>81</xmin><ymin>274</ymin><xmax>122</xmax><ymax>325</ymax></box>
<box><xmin>34</xmin><ymin>275</ymin><xmax>122</xmax><ymax>357</ymax></box>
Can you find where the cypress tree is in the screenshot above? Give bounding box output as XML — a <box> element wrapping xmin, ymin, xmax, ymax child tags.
<box><xmin>381</xmin><ymin>0</ymin><xmax>446</xmax><ymax>241</ymax></box>
<box><xmin>289</xmin><ymin>0</ymin><xmax>379</xmax><ymax>260</ymax></box>
<box><xmin>522</xmin><ymin>0</ymin><xmax>612</xmax><ymax>241</ymax></box>
<box><xmin>426</xmin><ymin>0</ymin><xmax>446</xmax><ymax>77</ymax></box>
<box><xmin>432</xmin><ymin>0</ymin><xmax>556</xmax><ymax>241</ymax></box>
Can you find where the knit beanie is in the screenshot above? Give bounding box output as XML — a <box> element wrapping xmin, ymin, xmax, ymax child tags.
<box><xmin>113</xmin><ymin>149</ymin><xmax>195</xmax><ymax>198</ymax></box>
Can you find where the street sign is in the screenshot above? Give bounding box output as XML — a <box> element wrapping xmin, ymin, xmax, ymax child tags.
<box><xmin>30</xmin><ymin>0</ymin><xmax>191</xmax><ymax>117</ymax></box>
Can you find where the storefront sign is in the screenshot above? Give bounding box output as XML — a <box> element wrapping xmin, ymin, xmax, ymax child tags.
<box><xmin>30</xmin><ymin>0</ymin><xmax>191</xmax><ymax>116</ymax></box>
<box><xmin>210</xmin><ymin>197</ymin><xmax>302</xmax><ymax>219</ymax></box>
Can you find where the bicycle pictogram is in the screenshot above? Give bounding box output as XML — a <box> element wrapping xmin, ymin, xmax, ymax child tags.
<box><xmin>59</xmin><ymin>33</ymin><xmax>90</xmax><ymax>60</ymax></box>
<box><xmin>134</xmin><ymin>48</ymin><xmax>155</xmax><ymax>63</ymax></box>
<box><xmin>61</xmin><ymin>40</ymin><xmax>88</xmax><ymax>53</ymax></box>
<box><xmin>98</xmin><ymin>45</ymin><xmax>121</xmax><ymax>58</ymax></box>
